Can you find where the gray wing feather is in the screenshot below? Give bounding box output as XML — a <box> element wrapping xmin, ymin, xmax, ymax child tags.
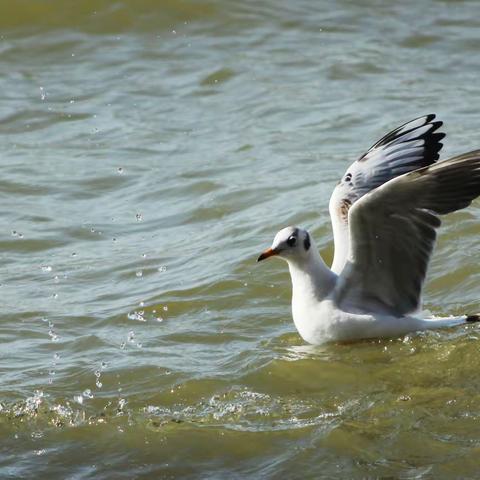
<box><xmin>336</xmin><ymin>151</ymin><xmax>480</xmax><ymax>316</ymax></box>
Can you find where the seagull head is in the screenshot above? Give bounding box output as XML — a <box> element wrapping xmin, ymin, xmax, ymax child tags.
<box><xmin>257</xmin><ymin>226</ymin><xmax>312</xmax><ymax>263</ymax></box>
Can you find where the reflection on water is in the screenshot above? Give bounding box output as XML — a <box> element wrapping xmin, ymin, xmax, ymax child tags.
<box><xmin>1</xmin><ymin>0</ymin><xmax>480</xmax><ymax>478</ymax></box>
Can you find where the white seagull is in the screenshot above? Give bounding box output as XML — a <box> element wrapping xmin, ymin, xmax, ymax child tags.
<box><xmin>258</xmin><ymin>115</ymin><xmax>480</xmax><ymax>344</ymax></box>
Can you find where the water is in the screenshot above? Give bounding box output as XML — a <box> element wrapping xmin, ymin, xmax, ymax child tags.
<box><xmin>1</xmin><ymin>0</ymin><xmax>480</xmax><ymax>478</ymax></box>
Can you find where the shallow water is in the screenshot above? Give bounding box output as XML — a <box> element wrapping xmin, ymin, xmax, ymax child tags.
<box><xmin>1</xmin><ymin>0</ymin><xmax>480</xmax><ymax>478</ymax></box>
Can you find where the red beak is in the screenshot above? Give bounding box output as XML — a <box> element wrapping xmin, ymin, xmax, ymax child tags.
<box><xmin>257</xmin><ymin>248</ymin><xmax>279</xmax><ymax>262</ymax></box>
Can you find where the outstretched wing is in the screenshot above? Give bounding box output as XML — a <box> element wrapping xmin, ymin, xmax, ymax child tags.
<box><xmin>335</xmin><ymin>151</ymin><xmax>480</xmax><ymax>316</ymax></box>
<box><xmin>329</xmin><ymin>114</ymin><xmax>445</xmax><ymax>274</ymax></box>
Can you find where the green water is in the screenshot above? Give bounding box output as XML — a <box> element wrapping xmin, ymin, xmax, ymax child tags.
<box><xmin>1</xmin><ymin>0</ymin><xmax>480</xmax><ymax>478</ymax></box>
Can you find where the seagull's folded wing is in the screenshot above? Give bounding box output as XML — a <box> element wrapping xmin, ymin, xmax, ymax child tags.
<box><xmin>335</xmin><ymin>151</ymin><xmax>480</xmax><ymax>316</ymax></box>
<box><xmin>329</xmin><ymin>115</ymin><xmax>445</xmax><ymax>274</ymax></box>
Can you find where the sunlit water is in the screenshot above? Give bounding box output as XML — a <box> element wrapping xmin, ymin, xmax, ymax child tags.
<box><xmin>1</xmin><ymin>1</ymin><xmax>480</xmax><ymax>478</ymax></box>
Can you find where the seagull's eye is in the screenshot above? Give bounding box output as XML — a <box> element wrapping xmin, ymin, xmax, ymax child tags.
<box><xmin>286</xmin><ymin>236</ymin><xmax>297</xmax><ymax>247</ymax></box>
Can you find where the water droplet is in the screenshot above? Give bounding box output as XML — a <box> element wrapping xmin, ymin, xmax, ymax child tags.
<box><xmin>48</xmin><ymin>330</ymin><xmax>59</xmax><ymax>342</ymax></box>
<box><xmin>90</xmin><ymin>228</ymin><xmax>95</xmax><ymax>233</ymax></box>
<box><xmin>54</xmin><ymin>275</ymin><xmax>59</xmax><ymax>283</ymax></box>
<box><xmin>117</xmin><ymin>167</ymin><xmax>124</xmax><ymax>174</ymax></box>
<box><xmin>41</xmin><ymin>265</ymin><xmax>52</xmax><ymax>273</ymax></box>
<box><xmin>71</xmin><ymin>252</ymin><xmax>77</xmax><ymax>257</ymax></box>
<box><xmin>163</xmin><ymin>305</ymin><xmax>168</xmax><ymax>312</ymax></box>
<box><xmin>135</xmin><ymin>213</ymin><xmax>143</xmax><ymax>222</ymax></box>
<box><xmin>74</xmin><ymin>395</ymin><xmax>83</xmax><ymax>405</ymax></box>
<box><xmin>136</xmin><ymin>271</ymin><xmax>143</xmax><ymax>278</ymax></box>
<box><xmin>96</xmin><ymin>380</ymin><xmax>103</xmax><ymax>388</ymax></box>
<box><xmin>94</xmin><ymin>370</ymin><xmax>101</xmax><ymax>378</ymax></box>
<box><xmin>127</xmin><ymin>331</ymin><xmax>135</xmax><ymax>343</ymax></box>
<box><xmin>83</xmin><ymin>389</ymin><xmax>93</xmax><ymax>399</ymax></box>
<box><xmin>139</xmin><ymin>301</ymin><xmax>145</xmax><ymax>307</ymax></box>
<box><xmin>120</xmin><ymin>342</ymin><xmax>126</xmax><ymax>350</ymax></box>
<box><xmin>112</xmin><ymin>237</ymin><xmax>117</xmax><ymax>242</ymax></box>
<box><xmin>54</xmin><ymin>353</ymin><xmax>60</xmax><ymax>361</ymax></box>
<box><xmin>136</xmin><ymin>342</ymin><xmax>142</xmax><ymax>348</ymax></box>
<box><xmin>156</xmin><ymin>317</ymin><xmax>163</xmax><ymax>322</ymax></box>
<box><xmin>142</xmin><ymin>253</ymin><xmax>147</xmax><ymax>258</ymax></box>
<box><xmin>101</xmin><ymin>361</ymin><xmax>107</xmax><ymax>370</ymax></box>
<box><xmin>118</xmin><ymin>398</ymin><xmax>127</xmax><ymax>412</ymax></box>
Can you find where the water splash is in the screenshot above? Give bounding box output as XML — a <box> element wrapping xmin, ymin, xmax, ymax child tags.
<box><xmin>127</xmin><ymin>311</ymin><xmax>145</xmax><ymax>322</ymax></box>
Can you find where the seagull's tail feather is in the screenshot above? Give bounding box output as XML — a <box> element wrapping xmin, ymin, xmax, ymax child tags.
<box><xmin>419</xmin><ymin>314</ymin><xmax>480</xmax><ymax>330</ymax></box>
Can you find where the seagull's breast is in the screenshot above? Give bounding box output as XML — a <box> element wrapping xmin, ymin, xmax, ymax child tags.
<box><xmin>291</xmin><ymin>297</ymin><xmax>341</xmax><ymax>344</ymax></box>
<box><xmin>291</xmin><ymin>296</ymin><xmax>406</xmax><ymax>344</ymax></box>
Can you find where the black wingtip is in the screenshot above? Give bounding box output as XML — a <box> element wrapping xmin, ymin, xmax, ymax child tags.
<box><xmin>430</xmin><ymin>120</ymin><xmax>443</xmax><ymax>130</ymax></box>
<box><xmin>466</xmin><ymin>314</ymin><xmax>480</xmax><ymax>323</ymax></box>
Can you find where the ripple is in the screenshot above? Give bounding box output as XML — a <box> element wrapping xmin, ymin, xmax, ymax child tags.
<box><xmin>400</xmin><ymin>34</ymin><xmax>442</xmax><ymax>48</ymax></box>
<box><xmin>200</xmin><ymin>68</ymin><xmax>236</xmax><ymax>87</ymax></box>
<box><xmin>0</xmin><ymin>110</ymin><xmax>91</xmax><ymax>134</ymax></box>
<box><xmin>0</xmin><ymin>238</ymin><xmax>68</xmax><ymax>253</ymax></box>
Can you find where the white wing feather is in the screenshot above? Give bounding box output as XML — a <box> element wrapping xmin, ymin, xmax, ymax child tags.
<box><xmin>329</xmin><ymin>115</ymin><xmax>445</xmax><ymax>274</ymax></box>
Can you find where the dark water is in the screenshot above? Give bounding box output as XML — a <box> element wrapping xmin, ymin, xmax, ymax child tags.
<box><xmin>1</xmin><ymin>0</ymin><xmax>480</xmax><ymax>478</ymax></box>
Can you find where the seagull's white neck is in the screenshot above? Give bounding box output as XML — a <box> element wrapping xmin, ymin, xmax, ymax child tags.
<box><xmin>280</xmin><ymin>241</ymin><xmax>338</xmax><ymax>345</ymax></box>
<box><xmin>287</xmin><ymin>248</ymin><xmax>337</xmax><ymax>303</ymax></box>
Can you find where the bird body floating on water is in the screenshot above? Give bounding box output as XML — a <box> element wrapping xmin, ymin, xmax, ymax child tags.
<box><xmin>258</xmin><ymin>115</ymin><xmax>480</xmax><ymax>344</ymax></box>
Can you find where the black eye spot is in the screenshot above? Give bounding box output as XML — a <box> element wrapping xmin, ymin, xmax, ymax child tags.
<box><xmin>286</xmin><ymin>235</ymin><xmax>297</xmax><ymax>247</ymax></box>
<box><xmin>304</xmin><ymin>232</ymin><xmax>311</xmax><ymax>251</ymax></box>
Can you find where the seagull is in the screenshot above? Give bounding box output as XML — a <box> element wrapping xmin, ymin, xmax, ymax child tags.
<box><xmin>257</xmin><ymin>115</ymin><xmax>480</xmax><ymax>344</ymax></box>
